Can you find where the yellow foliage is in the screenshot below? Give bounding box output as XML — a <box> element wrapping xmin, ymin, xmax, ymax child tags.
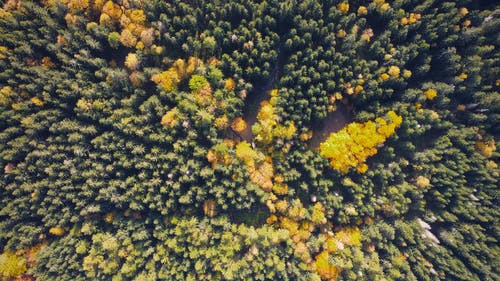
<box><xmin>129</xmin><ymin>9</ymin><xmax>146</xmax><ymax>24</ymax></box>
<box><xmin>257</xmin><ymin>102</ymin><xmax>274</xmax><ymax>120</ymax></box>
<box><xmin>416</xmin><ymin>176</ymin><xmax>431</xmax><ymax>188</ymax></box>
<box><xmin>320</xmin><ymin>111</ymin><xmax>402</xmax><ymax>173</ymax></box>
<box><xmin>30</xmin><ymin>96</ymin><xmax>44</xmax><ymax>107</ymax></box>
<box><xmin>126</xmin><ymin>22</ymin><xmax>145</xmax><ymax>37</ymax></box>
<box><xmin>0</xmin><ymin>46</ymin><xmax>9</xmax><ymax>59</ymax></box>
<box><xmin>49</xmin><ymin>227</ymin><xmax>65</xmax><ymax>236</ymax></box>
<box><xmin>337</xmin><ymin>3</ymin><xmax>349</xmax><ymax>14</ymax></box>
<box><xmin>275</xmin><ymin>199</ymin><xmax>289</xmax><ymax>213</ymax></box>
<box><xmin>214</xmin><ymin>114</ymin><xmax>229</xmax><ymax>129</ymax></box>
<box><xmin>314</xmin><ymin>251</ymin><xmax>339</xmax><ymax>280</ymax></box>
<box><xmin>231</xmin><ymin>117</ymin><xmax>247</xmax><ymax>133</ymax></box>
<box><xmin>311</xmin><ymin>203</ymin><xmax>326</xmax><ymax>224</ymax></box>
<box><xmin>152</xmin><ymin>45</ymin><xmax>163</xmax><ymax>55</ymax></box>
<box><xmin>120</xmin><ymin>29</ymin><xmax>137</xmax><ymax>48</ymax></box>
<box><xmin>300</xmin><ymin>131</ymin><xmax>313</xmax><ymax>142</ymax></box>
<box><xmin>337</xmin><ymin>29</ymin><xmax>346</xmax><ymax>38</ymax></box>
<box><xmin>104</xmin><ymin>212</ymin><xmax>115</xmax><ymax>223</ymax></box>
<box><xmin>288</xmin><ymin>204</ymin><xmax>307</xmax><ymax>221</ymax></box>
<box><xmin>272</xmin><ymin>183</ymin><xmax>288</xmax><ymax>195</ymax></box>
<box><xmin>11</xmin><ymin>103</ymin><xmax>21</xmax><ymax>110</ymax></box>
<box><xmin>224</xmin><ymin>77</ymin><xmax>236</xmax><ymax>91</ymax></box>
<box><xmin>0</xmin><ymin>251</ymin><xmax>27</xmax><ymax>278</ymax></box>
<box><xmin>160</xmin><ymin>108</ymin><xmax>179</xmax><ymax>128</ymax></box>
<box><xmin>41</xmin><ymin>56</ymin><xmax>56</xmax><ymax>68</ymax></box>
<box><xmin>235</xmin><ymin>141</ymin><xmax>257</xmax><ymax>164</ymax></box>
<box><xmin>269</xmin><ymin>89</ymin><xmax>278</xmax><ymax>97</ymax></box>
<box><xmin>388</xmin><ymin>66</ymin><xmax>400</xmax><ymax>78</ymax></box>
<box><xmin>124</xmin><ymin>53</ymin><xmax>139</xmax><ymax>70</ymax></box>
<box><xmin>207</xmin><ymin>145</ymin><xmax>232</xmax><ymax>168</ymax></box>
<box><xmin>458</xmin><ymin>72</ymin><xmax>467</xmax><ymax>80</ymax></box>
<box><xmin>354</xmin><ymin>85</ymin><xmax>363</xmax><ymax>94</ymax></box>
<box><xmin>99</xmin><ymin>13</ymin><xmax>112</xmax><ymax>26</ymax></box>
<box><xmin>335</xmin><ymin>227</ymin><xmax>362</xmax><ymax>247</ymax></box>
<box><xmin>325</xmin><ymin>237</ymin><xmax>338</xmax><ymax>253</ymax></box>
<box><xmin>424</xmin><ymin>89</ymin><xmax>437</xmax><ymax>100</ymax></box>
<box><xmin>280</xmin><ymin>217</ymin><xmax>299</xmax><ymax>236</ymax></box>
<box><xmin>152</xmin><ymin>69</ymin><xmax>180</xmax><ymax>92</ymax></box>
<box><xmin>0</xmin><ymin>86</ymin><xmax>13</xmax><ymax>106</ymax></box>
<box><xmin>0</xmin><ymin>9</ymin><xmax>13</xmax><ymax>19</ymax></box>
<box><xmin>102</xmin><ymin>0</ymin><xmax>122</xmax><ymax>19</ymax></box>
<box><xmin>249</xmin><ymin>161</ymin><xmax>274</xmax><ymax>191</ymax></box>
<box><xmin>486</xmin><ymin>160</ymin><xmax>498</xmax><ymax>169</ymax></box>
<box><xmin>151</xmin><ymin>57</ymin><xmax>201</xmax><ymax>91</ymax></box>
<box><xmin>459</xmin><ymin>7</ymin><xmax>469</xmax><ymax>17</ymax></box>
<box><xmin>357</xmin><ymin>6</ymin><xmax>368</xmax><ymax>16</ymax></box>
<box><xmin>475</xmin><ymin>141</ymin><xmax>496</xmax><ymax>158</ymax></box>
<box><xmin>64</xmin><ymin>13</ymin><xmax>78</xmax><ymax>25</ymax></box>
<box><xmin>380</xmin><ymin>73</ymin><xmax>389</xmax><ymax>80</ymax></box>
<box><xmin>361</xmin><ymin>28</ymin><xmax>374</xmax><ymax>42</ymax></box>
<box><xmin>379</xmin><ymin>3</ymin><xmax>390</xmax><ymax>13</ymax></box>
<box><xmin>253</xmin><ymin>101</ymin><xmax>295</xmax><ymax>145</ymax></box>
<box><xmin>266</xmin><ymin>215</ymin><xmax>278</xmax><ymax>224</ymax></box>
<box><xmin>408</xmin><ymin>13</ymin><xmax>421</xmax><ymax>24</ymax></box>
<box><xmin>403</xmin><ymin>69</ymin><xmax>412</xmax><ymax>78</ymax></box>
<box><xmin>355</xmin><ymin>163</ymin><xmax>368</xmax><ymax>173</ymax></box>
<box><xmin>67</xmin><ymin>0</ymin><xmax>89</xmax><ymax>11</ymax></box>
<box><xmin>206</xmin><ymin>149</ymin><xmax>217</xmax><ymax>163</ymax></box>
<box><xmin>294</xmin><ymin>225</ymin><xmax>313</xmax><ymax>242</ymax></box>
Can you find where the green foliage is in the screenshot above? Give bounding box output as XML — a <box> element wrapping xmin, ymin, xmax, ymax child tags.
<box><xmin>0</xmin><ymin>1</ymin><xmax>498</xmax><ymax>281</ymax></box>
<box><xmin>189</xmin><ymin>74</ymin><xmax>209</xmax><ymax>91</ymax></box>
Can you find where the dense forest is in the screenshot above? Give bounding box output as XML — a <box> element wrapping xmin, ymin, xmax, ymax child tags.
<box><xmin>0</xmin><ymin>0</ymin><xmax>498</xmax><ymax>280</ymax></box>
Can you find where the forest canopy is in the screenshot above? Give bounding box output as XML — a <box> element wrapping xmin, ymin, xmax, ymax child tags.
<box><xmin>0</xmin><ymin>0</ymin><xmax>498</xmax><ymax>280</ymax></box>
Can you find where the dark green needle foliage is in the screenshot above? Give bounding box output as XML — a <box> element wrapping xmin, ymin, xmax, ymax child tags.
<box><xmin>0</xmin><ymin>1</ymin><xmax>498</xmax><ymax>281</ymax></box>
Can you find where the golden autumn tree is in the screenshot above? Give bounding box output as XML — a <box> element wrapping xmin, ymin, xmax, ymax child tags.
<box><xmin>320</xmin><ymin>111</ymin><xmax>402</xmax><ymax>173</ymax></box>
<box><xmin>252</xmin><ymin>98</ymin><xmax>296</xmax><ymax>146</ymax></box>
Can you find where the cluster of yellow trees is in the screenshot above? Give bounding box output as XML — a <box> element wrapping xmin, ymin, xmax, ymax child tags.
<box><xmin>400</xmin><ymin>12</ymin><xmax>422</xmax><ymax>25</ymax></box>
<box><xmin>380</xmin><ymin>66</ymin><xmax>411</xmax><ymax>81</ymax></box>
<box><xmin>337</xmin><ymin>0</ymin><xmax>392</xmax><ymax>16</ymax></box>
<box><xmin>475</xmin><ymin>140</ymin><xmax>496</xmax><ymax>158</ymax></box>
<box><xmin>0</xmin><ymin>243</ymin><xmax>45</xmax><ymax>279</ymax></box>
<box><xmin>235</xmin><ymin>141</ymin><xmax>274</xmax><ymax>191</ymax></box>
<box><xmin>229</xmin><ymin>91</ymin><xmax>367</xmax><ymax>280</ymax></box>
<box><xmin>232</xmin><ymin>92</ymin><xmax>296</xmax><ymax>192</ymax></box>
<box><xmin>61</xmin><ymin>0</ymin><xmax>155</xmax><ymax>50</ymax></box>
<box><xmin>320</xmin><ymin>111</ymin><xmax>402</xmax><ymax>174</ymax></box>
<box><xmin>267</xmin><ymin>197</ymin><xmax>363</xmax><ymax>280</ymax></box>
<box><xmin>252</xmin><ymin>91</ymin><xmax>296</xmax><ymax>146</ymax></box>
<box><xmin>155</xmin><ymin>57</ymin><xmax>232</xmax><ymax>130</ymax></box>
<box><xmin>152</xmin><ymin>57</ymin><xmax>203</xmax><ymax>93</ymax></box>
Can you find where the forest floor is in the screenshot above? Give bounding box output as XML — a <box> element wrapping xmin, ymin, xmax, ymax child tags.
<box><xmin>309</xmin><ymin>103</ymin><xmax>353</xmax><ymax>149</ymax></box>
<box><xmin>240</xmin><ymin>80</ymin><xmax>274</xmax><ymax>141</ymax></box>
<box><xmin>240</xmin><ymin>58</ymin><xmax>282</xmax><ymax>141</ymax></box>
<box><xmin>237</xmin><ymin>44</ymin><xmax>352</xmax><ymax>148</ymax></box>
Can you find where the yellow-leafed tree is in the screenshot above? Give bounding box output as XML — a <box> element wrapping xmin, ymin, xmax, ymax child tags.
<box><xmin>320</xmin><ymin>111</ymin><xmax>402</xmax><ymax>173</ymax></box>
